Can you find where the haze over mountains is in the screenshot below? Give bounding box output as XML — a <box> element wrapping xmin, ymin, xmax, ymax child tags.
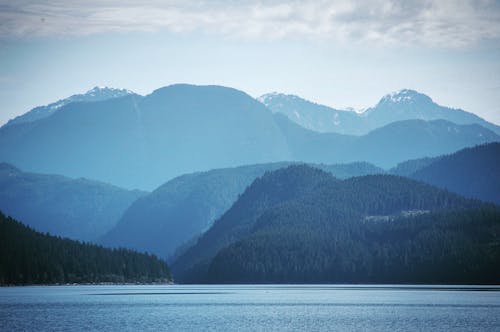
<box><xmin>1</xmin><ymin>84</ymin><xmax>498</xmax><ymax>190</ymax></box>
<box><xmin>1</xmin><ymin>83</ymin><xmax>499</xmax><ymax>285</ymax></box>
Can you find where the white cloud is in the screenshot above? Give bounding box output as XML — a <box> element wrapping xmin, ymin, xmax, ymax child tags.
<box><xmin>0</xmin><ymin>0</ymin><xmax>499</xmax><ymax>48</ymax></box>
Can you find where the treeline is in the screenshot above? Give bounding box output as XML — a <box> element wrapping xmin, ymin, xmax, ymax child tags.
<box><xmin>0</xmin><ymin>212</ymin><xmax>171</xmax><ymax>285</ymax></box>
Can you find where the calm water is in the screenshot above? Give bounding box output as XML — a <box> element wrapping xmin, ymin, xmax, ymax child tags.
<box><xmin>1</xmin><ymin>284</ymin><xmax>499</xmax><ymax>331</ymax></box>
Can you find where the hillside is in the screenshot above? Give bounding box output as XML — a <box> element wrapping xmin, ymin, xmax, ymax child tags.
<box><xmin>100</xmin><ymin>161</ymin><xmax>384</xmax><ymax>260</ymax></box>
<box><xmin>0</xmin><ymin>212</ymin><xmax>171</xmax><ymax>285</ymax></box>
<box><xmin>172</xmin><ymin>165</ymin><xmax>499</xmax><ymax>284</ymax></box>
<box><xmin>0</xmin><ymin>163</ymin><xmax>145</xmax><ymax>241</ymax></box>
<box><xmin>411</xmin><ymin>143</ymin><xmax>500</xmax><ymax>205</ymax></box>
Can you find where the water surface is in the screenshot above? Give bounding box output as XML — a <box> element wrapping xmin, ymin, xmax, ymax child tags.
<box><xmin>1</xmin><ymin>284</ymin><xmax>499</xmax><ymax>331</ymax></box>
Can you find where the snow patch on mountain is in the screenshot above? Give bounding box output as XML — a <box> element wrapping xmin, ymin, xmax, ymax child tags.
<box><xmin>5</xmin><ymin>86</ymin><xmax>135</xmax><ymax>127</ymax></box>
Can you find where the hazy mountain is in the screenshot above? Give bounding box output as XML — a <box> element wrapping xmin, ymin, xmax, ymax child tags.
<box><xmin>0</xmin><ymin>212</ymin><xmax>171</xmax><ymax>285</ymax></box>
<box><xmin>0</xmin><ymin>163</ymin><xmax>145</xmax><ymax>241</ymax></box>
<box><xmin>0</xmin><ymin>84</ymin><xmax>291</xmax><ymax>190</ymax></box>
<box><xmin>1</xmin><ymin>84</ymin><xmax>497</xmax><ymax>190</ymax></box>
<box><xmin>275</xmin><ymin>114</ymin><xmax>499</xmax><ymax>168</ymax></box>
<box><xmin>4</xmin><ymin>86</ymin><xmax>134</xmax><ymax>127</ymax></box>
<box><xmin>100</xmin><ymin>161</ymin><xmax>384</xmax><ymax>260</ymax></box>
<box><xmin>172</xmin><ymin>165</ymin><xmax>498</xmax><ymax>284</ymax></box>
<box><xmin>261</xmin><ymin>89</ymin><xmax>500</xmax><ymax>135</ymax></box>
<box><xmin>410</xmin><ymin>143</ymin><xmax>500</xmax><ymax>205</ymax></box>
<box><xmin>258</xmin><ymin>93</ymin><xmax>361</xmax><ymax>134</ymax></box>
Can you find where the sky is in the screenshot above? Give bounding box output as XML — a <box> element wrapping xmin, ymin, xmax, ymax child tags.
<box><xmin>0</xmin><ymin>0</ymin><xmax>500</xmax><ymax>126</ymax></box>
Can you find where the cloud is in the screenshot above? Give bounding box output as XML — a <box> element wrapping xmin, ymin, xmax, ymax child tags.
<box><xmin>1</xmin><ymin>0</ymin><xmax>499</xmax><ymax>48</ymax></box>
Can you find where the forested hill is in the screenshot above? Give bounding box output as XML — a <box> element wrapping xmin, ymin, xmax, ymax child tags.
<box><xmin>0</xmin><ymin>213</ymin><xmax>171</xmax><ymax>285</ymax></box>
<box><xmin>173</xmin><ymin>165</ymin><xmax>500</xmax><ymax>284</ymax></box>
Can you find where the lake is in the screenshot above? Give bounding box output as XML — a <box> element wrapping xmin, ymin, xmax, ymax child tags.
<box><xmin>1</xmin><ymin>285</ymin><xmax>499</xmax><ymax>331</ymax></box>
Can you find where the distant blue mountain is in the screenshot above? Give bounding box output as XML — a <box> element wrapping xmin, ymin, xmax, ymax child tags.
<box><xmin>1</xmin><ymin>84</ymin><xmax>497</xmax><ymax>190</ymax></box>
<box><xmin>261</xmin><ymin>89</ymin><xmax>500</xmax><ymax>135</ymax></box>
<box><xmin>0</xmin><ymin>85</ymin><xmax>290</xmax><ymax>190</ymax></box>
<box><xmin>258</xmin><ymin>93</ymin><xmax>361</xmax><ymax>134</ymax></box>
<box><xmin>5</xmin><ymin>86</ymin><xmax>134</xmax><ymax>127</ymax></box>
<box><xmin>0</xmin><ymin>163</ymin><xmax>145</xmax><ymax>241</ymax></box>
<box><xmin>274</xmin><ymin>114</ymin><xmax>498</xmax><ymax>168</ymax></box>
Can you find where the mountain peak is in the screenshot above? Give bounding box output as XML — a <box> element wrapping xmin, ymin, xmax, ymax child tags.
<box><xmin>4</xmin><ymin>86</ymin><xmax>135</xmax><ymax>127</ymax></box>
<box><xmin>84</xmin><ymin>86</ymin><xmax>134</xmax><ymax>98</ymax></box>
<box><xmin>378</xmin><ymin>89</ymin><xmax>433</xmax><ymax>106</ymax></box>
<box><xmin>258</xmin><ymin>92</ymin><xmax>301</xmax><ymax>104</ymax></box>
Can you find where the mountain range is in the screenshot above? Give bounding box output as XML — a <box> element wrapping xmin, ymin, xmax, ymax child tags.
<box><xmin>261</xmin><ymin>89</ymin><xmax>500</xmax><ymax>136</ymax></box>
<box><xmin>1</xmin><ymin>85</ymin><xmax>497</xmax><ymax>190</ymax></box>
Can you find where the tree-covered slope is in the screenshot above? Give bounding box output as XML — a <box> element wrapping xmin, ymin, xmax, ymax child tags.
<box><xmin>172</xmin><ymin>165</ymin><xmax>498</xmax><ymax>284</ymax></box>
<box><xmin>0</xmin><ymin>163</ymin><xmax>145</xmax><ymax>241</ymax></box>
<box><xmin>100</xmin><ymin>161</ymin><xmax>383</xmax><ymax>260</ymax></box>
<box><xmin>100</xmin><ymin>162</ymin><xmax>291</xmax><ymax>259</ymax></box>
<box><xmin>208</xmin><ymin>207</ymin><xmax>500</xmax><ymax>284</ymax></box>
<box><xmin>171</xmin><ymin>165</ymin><xmax>335</xmax><ymax>281</ymax></box>
<box><xmin>0</xmin><ymin>213</ymin><xmax>171</xmax><ymax>285</ymax></box>
<box><xmin>411</xmin><ymin>143</ymin><xmax>500</xmax><ymax>205</ymax></box>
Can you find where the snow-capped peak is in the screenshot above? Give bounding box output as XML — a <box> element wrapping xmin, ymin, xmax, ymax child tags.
<box><xmin>378</xmin><ymin>89</ymin><xmax>432</xmax><ymax>106</ymax></box>
<box><xmin>258</xmin><ymin>92</ymin><xmax>300</xmax><ymax>104</ymax></box>
<box><xmin>85</xmin><ymin>86</ymin><xmax>134</xmax><ymax>97</ymax></box>
<box><xmin>5</xmin><ymin>86</ymin><xmax>136</xmax><ymax>127</ymax></box>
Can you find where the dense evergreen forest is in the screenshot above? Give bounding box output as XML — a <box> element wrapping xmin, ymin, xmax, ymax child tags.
<box><xmin>0</xmin><ymin>212</ymin><xmax>171</xmax><ymax>285</ymax></box>
<box><xmin>173</xmin><ymin>165</ymin><xmax>500</xmax><ymax>284</ymax></box>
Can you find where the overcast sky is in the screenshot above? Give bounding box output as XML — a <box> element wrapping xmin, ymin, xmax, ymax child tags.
<box><xmin>1</xmin><ymin>0</ymin><xmax>500</xmax><ymax>125</ymax></box>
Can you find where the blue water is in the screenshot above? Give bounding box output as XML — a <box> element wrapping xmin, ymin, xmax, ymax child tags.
<box><xmin>1</xmin><ymin>285</ymin><xmax>499</xmax><ymax>331</ymax></box>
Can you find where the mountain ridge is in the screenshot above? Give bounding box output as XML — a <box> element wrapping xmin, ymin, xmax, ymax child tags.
<box><xmin>261</xmin><ymin>89</ymin><xmax>500</xmax><ymax>135</ymax></box>
<box><xmin>1</xmin><ymin>84</ymin><xmax>497</xmax><ymax>190</ymax></box>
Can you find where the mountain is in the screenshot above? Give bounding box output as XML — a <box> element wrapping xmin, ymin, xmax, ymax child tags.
<box><xmin>4</xmin><ymin>86</ymin><xmax>134</xmax><ymax>127</ymax></box>
<box><xmin>1</xmin><ymin>84</ymin><xmax>497</xmax><ymax>190</ymax></box>
<box><xmin>410</xmin><ymin>143</ymin><xmax>500</xmax><ymax>205</ymax></box>
<box><xmin>366</xmin><ymin>89</ymin><xmax>500</xmax><ymax>135</ymax></box>
<box><xmin>0</xmin><ymin>84</ymin><xmax>290</xmax><ymax>190</ymax></box>
<box><xmin>261</xmin><ymin>89</ymin><xmax>500</xmax><ymax>135</ymax></box>
<box><xmin>100</xmin><ymin>161</ymin><xmax>383</xmax><ymax>260</ymax></box>
<box><xmin>0</xmin><ymin>212</ymin><xmax>171</xmax><ymax>285</ymax></box>
<box><xmin>258</xmin><ymin>93</ymin><xmax>361</xmax><ymax>134</ymax></box>
<box><xmin>0</xmin><ymin>163</ymin><xmax>145</xmax><ymax>241</ymax></box>
<box><xmin>172</xmin><ymin>165</ymin><xmax>499</xmax><ymax>284</ymax></box>
<box><xmin>274</xmin><ymin>114</ymin><xmax>499</xmax><ymax>168</ymax></box>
